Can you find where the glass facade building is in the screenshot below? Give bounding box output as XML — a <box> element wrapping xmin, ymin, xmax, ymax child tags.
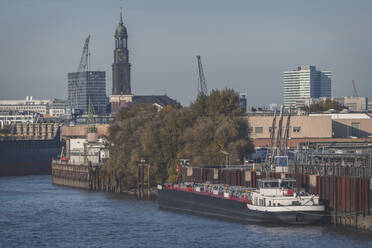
<box><xmin>283</xmin><ymin>66</ymin><xmax>331</xmax><ymax>109</ymax></box>
<box><xmin>68</xmin><ymin>71</ymin><xmax>107</xmax><ymax>115</ymax></box>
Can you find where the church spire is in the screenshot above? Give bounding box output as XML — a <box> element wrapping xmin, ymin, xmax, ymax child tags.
<box><xmin>112</xmin><ymin>6</ymin><xmax>131</xmax><ymax>96</ymax></box>
<box><xmin>119</xmin><ymin>6</ymin><xmax>123</xmax><ymax>25</ymax></box>
<box><xmin>114</xmin><ymin>6</ymin><xmax>127</xmax><ymax>40</ymax></box>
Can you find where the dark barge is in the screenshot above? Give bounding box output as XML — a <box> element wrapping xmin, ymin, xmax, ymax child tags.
<box><xmin>0</xmin><ymin>133</ymin><xmax>61</xmax><ymax>176</ymax></box>
<box><xmin>158</xmin><ymin>178</ymin><xmax>325</xmax><ymax>225</ymax></box>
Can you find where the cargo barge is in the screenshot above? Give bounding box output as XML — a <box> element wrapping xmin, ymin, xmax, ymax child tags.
<box><xmin>158</xmin><ymin>178</ymin><xmax>325</xmax><ymax>225</ymax></box>
<box><xmin>0</xmin><ymin>132</ymin><xmax>61</xmax><ymax>176</ymax></box>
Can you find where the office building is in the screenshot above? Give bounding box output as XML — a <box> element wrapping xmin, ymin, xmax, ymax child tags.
<box><xmin>68</xmin><ymin>71</ymin><xmax>107</xmax><ymax>115</ymax></box>
<box><xmin>283</xmin><ymin>66</ymin><xmax>331</xmax><ymax>109</ymax></box>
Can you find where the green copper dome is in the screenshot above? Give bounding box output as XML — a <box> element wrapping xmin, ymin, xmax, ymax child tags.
<box><xmin>114</xmin><ymin>8</ymin><xmax>127</xmax><ymax>39</ymax></box>
<box><xmin>115</xmin><ymin>24</ymin><xmax>127</xmax><ymax>39</ymax></box>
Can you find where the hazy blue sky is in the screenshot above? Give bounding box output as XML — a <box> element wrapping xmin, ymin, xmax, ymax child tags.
<box><xmin>0</xmin><ymin>0</ymin><xmax>371</xmax><ymax>106</ymax></box>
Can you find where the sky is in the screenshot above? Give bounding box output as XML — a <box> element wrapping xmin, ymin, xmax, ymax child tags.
<box><xmin>0</xmin><ymin>0</ymin><xmax>371</xmax><ymax>106</ymax></box>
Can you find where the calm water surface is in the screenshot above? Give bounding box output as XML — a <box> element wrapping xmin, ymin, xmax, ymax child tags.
<box><xmin>1</xmin><ymin>175</ymin><xmax>372</xmax><ymax>248</ymax></box>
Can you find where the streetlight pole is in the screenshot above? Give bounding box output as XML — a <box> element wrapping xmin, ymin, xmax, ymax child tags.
<box><xmin>137</xmin><ymin>158</ymin><xmax>149</xmax><ymax>199</ymax></box>
<box><xmin>178</xmin><ymin>159</ymin><xmax>190</xmax><ymax>182</ymax></box>
<box><xmin>219</xmin><ymin>150</ymin><xmax>229</xmax><ymax>168</ymax></box>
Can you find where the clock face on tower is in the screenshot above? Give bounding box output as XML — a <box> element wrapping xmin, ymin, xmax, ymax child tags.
<box><xmin>118</xmin><ymin>52</ymin><xmax>126</xmax><ymax>62</ymax></box>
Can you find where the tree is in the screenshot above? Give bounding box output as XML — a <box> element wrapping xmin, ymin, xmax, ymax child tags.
<box><xmin>106</xmin><ymin>88</ymin><xmax>254</xmax><ymax>187</ymax></box>
<box><xmin>303</xmin><ymin>99</ymin><xmax>345</xmax><ymax>113</ymax></box>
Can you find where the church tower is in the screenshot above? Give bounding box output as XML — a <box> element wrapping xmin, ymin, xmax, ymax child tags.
<box><xmin>112</xmin><ymin>8</ymin><xmax>131</xmax><ymax>95</ymax></box>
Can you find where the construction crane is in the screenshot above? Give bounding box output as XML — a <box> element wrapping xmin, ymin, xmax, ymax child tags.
<box><xmin>352</xmin><ymin>80</ymin><xmax>359</xmax><ymax>97</ymax></box>
<box><xmin>196</xmin><ymin>55</ymin><xmax>208</xmax><ymax>96</ymax></box>
<box><xmin>78</xmin><ymin>35</ymin><xmax>90</xmax><ymax>72</ymax></box>
<box><xmin>72</xmin><ymin>35</ymin><xmax>90</xmax><ymax>111</ymax></box>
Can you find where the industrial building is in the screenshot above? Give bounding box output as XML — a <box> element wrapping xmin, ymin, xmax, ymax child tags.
<box><xmin>0</xmin><ymin>97</ymin><xmax>69</xmax><ymax>118</ymax></box>
<box><xmin>246</xmin><ymin>112</ymin><xmax>372</xmax><ymax>148</ymax></box>
<box><xmin>283</xmin><ymin>66</ymin><xmax>331</xmax><ymax>109</ymax></box>
<box><xmin>333</xmin><ymin>96</ymin><xmax>368</xmax><ymax>112</ymax></box>
<box><xmin>0</xmin><ymin>111</ymin><xmax>41</xmax><ymax>129</ymax></box>
<box><xmin>294</xmin><ymin>96</ymin><xmax>369</xmax><ymax>112</ymax></box>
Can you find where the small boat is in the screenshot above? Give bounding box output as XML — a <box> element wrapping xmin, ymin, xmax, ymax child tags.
<box><xmin>157</xmin><ymin>178</ymin><xmax>325</xmax><ymax>225</ymax></box>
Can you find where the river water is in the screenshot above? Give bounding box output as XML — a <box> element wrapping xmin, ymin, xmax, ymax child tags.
<box><xmin>0</xmin><ymin>176</ymin><xmax>371</xmax><ymax>248</ymax></box>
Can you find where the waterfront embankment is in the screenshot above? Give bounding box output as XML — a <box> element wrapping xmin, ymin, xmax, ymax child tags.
<box><xmin>51</xmin><ymin>161</ymin><xmax>157</xmax><ymax>198</ymax></box>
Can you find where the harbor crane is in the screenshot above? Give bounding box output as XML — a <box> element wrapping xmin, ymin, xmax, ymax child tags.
<box><xmin>283</xmin><ymin>108</ymin><xmax>291</xmax><ymax>156</ymax></box>
<box><xmin>196</xmin><ymin>55</ymin><xmax>208</xmax><ymax>96</ymax></box>
<box><xmin>265</xmin><ymin>105</ymin><xmax>291</xmax><ymax>171</ymax></box>
<box><xmin>275</xmin><ymin>105</ymin><xmax>284</xmax><ymax>155</ymax></box>
<box><xmin>265</xmin><ymin>109</ymin><xmax>277</xmax><ymax>166</ymax></box>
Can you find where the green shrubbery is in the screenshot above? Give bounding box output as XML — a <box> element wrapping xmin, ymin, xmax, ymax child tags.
<box><xmin>303</xmin><ymin>99</ymin><xmax>345</xmax><ymax>113</ymax></box>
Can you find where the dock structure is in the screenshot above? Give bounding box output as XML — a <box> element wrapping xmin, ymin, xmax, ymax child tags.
<box><xmin>181</xmin><ymin>155</ymin><xmax>372</xmax><ymax>232</ymax></box>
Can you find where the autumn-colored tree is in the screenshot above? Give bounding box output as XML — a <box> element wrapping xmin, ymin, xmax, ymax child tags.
<box><xmin>106</xmin><ymin>88</ymin><xmax>254</xmax><ymax>188</ymax></box>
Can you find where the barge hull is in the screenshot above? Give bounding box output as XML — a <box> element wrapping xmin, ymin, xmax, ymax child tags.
<box><xmin>158</xmin><ymin>189</ymin><xmax>324</xmax><ymax>225</ymax></box>
<box><xmin>0</xmin><ymin>137</ymin><xmax>61</xmax><ymax>176</ymax></box>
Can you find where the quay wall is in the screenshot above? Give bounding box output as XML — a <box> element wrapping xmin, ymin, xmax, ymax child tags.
<box><xmin>51</xmin><ymin>162</ymin><xmax>156</xmax><ymax>198</ymax></box>
<box><xmin>52</xmin><ymin>162</ymin><xmax>90</xmax><ymax>189</ymax></box>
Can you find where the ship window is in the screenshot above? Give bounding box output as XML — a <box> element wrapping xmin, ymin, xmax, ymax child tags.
<box><xmin>280</xmin><ymin>181</ymin><xmax>294</xmax><ymax>189</ymax></box>
<box><xmin>264</xmin><ymin>181</ymin><xmax>279</xmax><ymax>188</ymax></box>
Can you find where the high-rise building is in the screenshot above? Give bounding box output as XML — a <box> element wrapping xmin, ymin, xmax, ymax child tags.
<box><xmin>283</xmin><ymin>66</ymin><xmax>331</xmax><ymax>109</ymax></box>
<box><xmin>68</xmin><ymin>71</ymin><xmax>107</xmax><ymax>115</ymax></box>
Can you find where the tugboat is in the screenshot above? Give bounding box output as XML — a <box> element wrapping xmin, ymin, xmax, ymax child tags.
<box><xmin>158</xmin><ymin>178</ymin><xmax>325</xmax><ymax>225</ymax></box>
